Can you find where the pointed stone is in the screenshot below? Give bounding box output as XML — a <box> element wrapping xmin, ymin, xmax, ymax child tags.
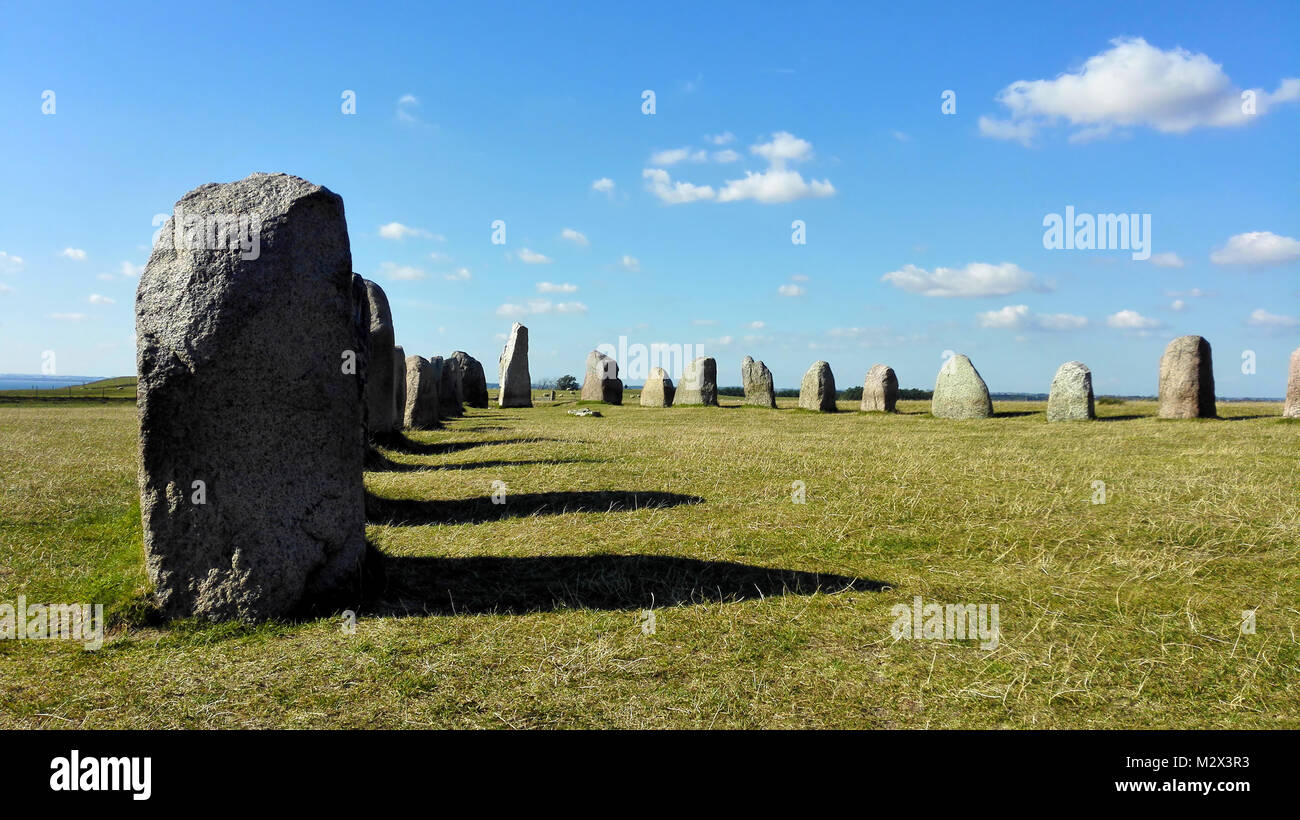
<box><xmin>452</xmin><ymin>351</ymin><xmax>488</xmax><ymax>408</ymax></box>
<box><xmin>741</xmin><ymin>356</ymin><xmax>777</xmax><ymax>408</ymax></box>
<box><xmin>799</xmin><ymin>361</ymin><xmax>837</xmax><ymax>411</ymax></box>
<box><xmin>581</xmin><ymin>350</ymin><xmax>623</xmax><ymax>404</ymax></box>
<box><xmin>860</xmin><ymin>364</ymin><xmax>898</xmax><ymax>412</ymax></box>
<box><xmin>932</xmin><ymin>354</ymin><xmax>993</xmax><ymax>419</ymax></box>
<box><xmin>640</xmin><ymin>367</ymin><xmax>675</xmax><ymax>407</ymax></box>
<box><xmin>498</xmin><ymin>322</ymin><xmax>532</xmax><ymax>407</ymax></box>
<box><xmin>1158</xmin><ymin>335</ymin><xmax>1216</xmax><ymax>418</ymax></box>
<box><xmin>1047</xmin><ymin>361</ymin><xmax>1095</xmax><ymax>421</ymax></box>
<box><xmin>363</xmin><ymin>279</ymin><xmax>396</xmax><ymax>434</ymax></box>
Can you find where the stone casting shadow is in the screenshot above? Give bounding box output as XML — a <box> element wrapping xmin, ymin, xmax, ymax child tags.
<box><xmin>993</xmin><ymin>410</ymin><xmax>1040</xmax><ymax>418</ymax></box>
<box><xmin>364</xmin><ymin>552</ymin><xmax>889</xmax><ymax>615</ymax></box>
<box><xmin>1095</xmin><ymin>414</ymin><xmax>1144</xmax><ymax>422</ymax></box>
<box><xmin>366</xmin><ymin>489</ymin><xmax>704</xmax><ymax>525</ymax></box>
<box><xmin>375</xmin><ymin>433</ymin><xmax>558</xmax><ymax>456</ymax></box>
<box><xmin>367</xmin><ymin>452</ymin><xmax>607</xmax><ymax>473</ymax></box>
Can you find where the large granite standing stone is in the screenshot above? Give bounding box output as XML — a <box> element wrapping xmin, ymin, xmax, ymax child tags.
<box><xmin>349</xmin><ymin>273</ymin><xmax>372</xmax><ymax>431</ymax></box>
<box><xmin>676</xmin><ymin>357</ymin><xmax>718</xmax><ymax>406</ymax></box>
<box><xmin>363</xmin><ymin>280</ymin><xmax>397</xmax><ymax>435</ymax></box>
<box><xmin>498</xmin><ymin>322</ymin><xmax>532</xmax><ymax>407</ymax></box>
<box><xmin>439</xmin><ymin>354</ymin><xmax>464</xmax><ymax>418</ymax></box>
<box><xmin>1158</xmin><ymin>335</ymin><xmax>1216</xmax><ymax>419</ymax></box>
<box><xmin>403</xmin><ymin>355</ymin><xmax>439</xmax><ymax>429</ymax></box>
<box><xmin>741</xmin><ymin>356</ymin><xmax>777</xmax><ymax>408</ymax></box>
<box><xmin>392</xmin><ymin>345</ymin><xmax>406</xmax><ymax>430</ymax></box>
<box><xmin>932</xmin><ymin>354</ymin><xmax>993</xmax><ymax>419</ymax></box>
<box><xmin>798</xmin><ymin>361</ymin><xmax>837</xmax><ymax>411</ymax></box>
<box><xmin>1285</xmin><ymin>348</ymin><xmax>1300</xmax><ymax>419</ymax></box>
<box><xmin>1047</xmin><ymin>361</ymin><xmax>1095</xmax><ymax>421</ymax></box>
<box><xmin>452</xmin><ymin>351</ymin><xmax>488</xmax><ymax>408</ymax></box>
<box><xmin>581</xmin><ymin>350</ymin><xmax>623</xmax><ymax>404</ymax></box>
<box><xmin>640</xmin><ymin>367</ymin><xmax>675</xmax><ymax>407</ymax></box>
<box><xmin>136</xmin><ymin>172</ymin><xmax>365</xmax><ymax>619</ymax></box>
<box><xmin>860</xmin><ymin>364</ymin><xmax>898</xmax><ymax>412</ymax></box>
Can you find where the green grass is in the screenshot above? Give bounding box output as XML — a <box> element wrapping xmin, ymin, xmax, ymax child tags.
<box><xmin>1</xmin><ymin>397</ymin><xmax>1297</xmax><ymax>728</ymax></box>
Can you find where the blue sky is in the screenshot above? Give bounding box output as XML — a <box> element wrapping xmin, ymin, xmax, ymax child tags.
<box><xmin>1</xmin><ymin>0</ymin><xmax>1297</xmax><ymax>395</ymax></box>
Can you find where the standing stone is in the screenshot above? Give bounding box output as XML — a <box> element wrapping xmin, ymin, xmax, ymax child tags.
<box><xmin>349</xmin><ymin>273</ymin><xmax>372</xmax><ymax>431</ymax></box>
<box><xmin>392</xmin><ymin>345</ymin><xmax>406</xmax><ymax>430</ymax></box>
<box><xmin>452</xmin><ymin>351</ymin><xmax>488</xmax><ymax>408</ymax></box>
<box><xmin>548</xmin><ymin>390</ymin><xmax>556</xmax><ymax>401</ymax></box>
<box><xmin>676</xmin><ymin>357</ymin><xmax>718</xmax><ymax>406</ymax></box>
<box><xmin>640</xmin><ymin>367</ymin><xmax>675</xmax><ymax>407</ymax></box>
<box><xmin>498</xmin><ymin>322</ymin><xmax>532</xmax><ymax>407</ymax></box>
<box><xmin>403</xmin><ymin>355</ymin><xmax>439</xmax><ymax>429</ymax></box>
<box><xmin>1047</xmin><ymin>361</ymin><xmax>1095</xmax><ymax>421</ymax></box>
<box><xmin>136</xmin><ymin>172</ymin><xmax>364</xmax><ymax>619</ymax></box>
<box><xmin>798</xmin><ymin>361</ymin><xmax>837</xmax><ymax>411</ymax></box>
<box><xmin>1158</xmin><ymin>335</ymin><xmax>1216</xmax><ymax>419</ymax></box>
<box><xmin>931</xmin><ymin>354</ymin><xmax>993</xmax><ymax>419</ymax></box>
<box><xmin>741</xmin><ymin>356</ymin><xmax>777</xmax><ymax>408</ymax></box>
<box><xmin>1285</xmin><ymin>348</ymin><xmax>1300</xmax><ymax>419</ymax></box>
<box><xmin>581</xmin><ymin>350</ymin><xmax>623</xmax><ymax>404</ymax></box>
<box><xmin>363</xmin><ymin>280</ymin><xmax>396</xmax><ymax>435</ymax></box>
<box><xmin>427</xmin><ymin>355</ymin><xmax>444</xmax><ymax>420</ymax></box>
<box><xmin>860</xmin><ymin>364</ymin><xmax>898</xmax><ymax>412</ymax></box>
<box><xmin>439</xmin><ymin>354</ymin><xmax>464</xmax><ymax>418</ymax></box>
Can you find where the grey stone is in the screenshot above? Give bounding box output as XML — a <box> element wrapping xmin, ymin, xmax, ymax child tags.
<box><xmin>581</xmin><ymin>350</ymin><xmax>623</xmax><ymax>404</ymax></box>
<box><xmin>391</xmin><ymin>345</ymin><xmax>406</xmax><ymax>430</ymax></box>
<box><xmin>741</xmin><ymin>356</ymin><xmax>776</xmax><ymax>408</ymax></box>
<box><xmin>452</xmin><ymin>351</ymin><xmax>488</xmax><ymax>408</ymax></box>
<box><xmin>1286</xmin><ymin>348</ymin><xmax>1300</xmax><ymax>419</ymax></box>
<box><xmin>931</xmin><ymin>354</ymin><xmax>993</xmax><ymax>419</ymax></box>
<box><xmin>136</xmin><ymin>172</ymin><xmax>365</xmax><ymax>619</ymax></box>
<box><xmin>640</xmin><ymin>366</ymin><xmax>675</xmax><ymax>407</ymax></box>
<box><xmin>676</xmin><ymin>357</ymin><xmax>718</xmax><ymax>406</ymax></box>
<box><xmin>1047</xmin><ymin>361</ymin><xmax>1095</xmax><ymax>421</ymax></box>
<box><xmin>798</xmin><ymin>361</ymin><xmax>837</xmax><ymax>411</ymax></box>
<box><xmin>362</xmin><ymin>279</ymin><xmax>396</xmax><ymax>435</ymax></box>
<box><xmin>860</xmin><ymin>364</ymin><xmax>898</xmax><ymax>412</ymax></box>
<box><xmin>1158</xmin><ymin>335</ymin><xmax>1216</xmax><ymax>418</ymax></box>
<box><xmin>403</xmin><ymin>355</ymin><xmax>439</xmax><ymax>429</ymax></box>
<box><xmin>567</xmin><ymin>408</ymin><xmax>601</xmax><ymax>417</ymax></box>
<box><xmin>498</xmin><ymin>322</ymin><xmax>532</xmax><ymax>407</ymax></box>
<box><xmin>349</xmin><ymin>274</ymin><xmax>372</xmax><ymax>431</ymax></box>
<box><xmin>439</xmin><ymin>354</ymin><xmax>464</xmax><ymax>417</ymax></box>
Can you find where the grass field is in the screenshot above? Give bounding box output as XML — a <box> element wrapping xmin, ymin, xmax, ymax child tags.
<box><xmin>1</xmin><ymin>393</ymin><xmax>1297</xmax><ymax>728</ymax></box>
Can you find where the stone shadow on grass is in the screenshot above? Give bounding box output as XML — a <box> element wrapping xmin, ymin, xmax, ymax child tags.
<box><xmin>366</xmin><ymin>450</ymin><xmax>605</xmax><ymax>473</ymax></box>
<box><xmin>372</xmin><ymin>433</ymin><xmax>559</xmax><ymax>456</ymax></box>
<box><xmin>363</xmin><ymin>552</ymin><xmax>889</xmax><ymax>615</ymax></box>
<box><xmin>366</xmin><ymin>489</ymin><xmax>703</xmax><ymax>525</ymax></box>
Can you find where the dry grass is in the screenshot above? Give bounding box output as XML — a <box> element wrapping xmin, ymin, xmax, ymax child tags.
<box><xmin>1</xmin><ymin>395</ymin><xmax>1297</xmax><ymax>728</ymax></box>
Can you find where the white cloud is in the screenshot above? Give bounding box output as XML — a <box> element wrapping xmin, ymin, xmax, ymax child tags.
<box><xmin>537</xmin><ymin>281</ymin><xmax>578</xmax><ymax>293</ymax></box>
<box><xmin>1247</xmin><ymin>308</ymin><xmax>1299</xmax><ymax>328</ymax></box>
<box><xmin>706</xmin><ymin>335</ymin><xmax>734</xmax><ymax>346</ymax></box>
<box><xmin>591</xmin><ymin>177</ymin><xmax>615</xmax><ymax>194</ymax></box>
<box><xmin>751</xmin><ymin>131</ymin><xmax>814</xmax><ymax>164</ymax></box>
<box><xmin>891</xmin><ymin>130</ymin><xmax>912</xmax><ymax>142</ymax></box>
<box><xmin>560</xmin><ymin>228</ymin><xmax>589</xmax><ymax>246</ymax></box>
<box><xmin>747</xmin><ymin>320</ymin><xmax>766</xmax><ymax>329</ymax></box>
<box><xmin>0</xmin><ymin>283</ymin><xmax>12</xmax><ymax>294</ymax></box>
<box><xmin>396</xmin><ymin>94</ymin><xmax>420</xmax><ymax>123</ymax></box>
<box><xmin>620</xmin><ymin>254</ymin><xmax>640</xmax><ymax>272</ymax></box>
<box><xmin>778</xmin><ymin>284</ymin><xmax>806</xmax><ymax>297</ymax></box>
<box><xmin>443</xmin><ymin>267</ymin><xmax>471</xmax><ymax>281</ymax></box>
<box><xmin>1170</xmin><ymin>299</ymin><xmax>1186</xmax><ymax>312</ymax></box>
<box><xmin>0</xmin><ymin>251</ymin><xmax>23</xmax><ymax>273</ymax></box>
<box><xmin>61</xmin><ymin>248</ymin><xmax>87</xmax><ymax>261</ymax></box>
<box><xmin>516</xmin><ymin>248</ymin><xmax>553</xmax><ymax>264</ymax></box>
<box><xmin>980</xmin><ymin>37</ymin><xmax>1300</xmax><ymax>144</ymax></box>
<box><xmin>1210</xmin><ymin>231</ymin><xmax>1300</xmax><ymax>267</ymax></box>
<box><xmin>979</xmin><ymin>304</ymin><xmax>1087</xmax><ymax>330</ymax></box>
<box><xmin>1107</xmin><ymin>309</ymin><xmax>1161</xmax><ymax>329</ymax></box>
<box><xmin>882</xmin><ymin>262</ymin><xmax>1043</xmax><ymax>298</ymax></box>
<box><xmin>649</xmin><ymin>147</ymin><xmax>708</xmax><ymax>165</ymax></box>
<box><xmin>496</xmin><ymin>299</ymin><xmax>587</xmax><ymax>317</ymax></box>
<box><xmin>398</xmin><ymin>94</ymin><xmax>418</xmax><ymax>106</ymax></box>
<box><xmin>378</xmin><ymin>222</ymin><xmax>433</xmax><ymax>240</ymax></box>
<box><xmin>51</xmin><ymin>313</ymin><xmax>87</xmax><ymax>321</ymax></box>
<box><xmin>790</xmin><ymin>273</ymin><xmax>810</xmax><ymax>282</ymax></box>
<box><xmin>712</xmin><ymin>149</ymin><xmax>741</xmax><ymax>163</ymax></box>
<box><xmin>88</xmin><ymin>293</ymin><xmax>115</xmax><ymax>305</ymax></box>
<box><xmin>717</xmin><ymin>168</ymin><xmax>835</xmax><ymax>204</ymax></box>
<box><xmin>1148</xmin><ymin>252</ymin><xmax>1185</xmax><ymax>268</ymax></box>
<box><xmin>704</xmin><ymin>132</ymin><xmax>735</xmax><ymax>145</ymax></box>
<box><xmin>642</xmin><ymin>168</ymin><xmax>716</xmax><ymax>204</ymax></box>
<box><xmin>119</xmin><ymin>261</ymin><xmax>142</xmax><ymax>278</ymax></box>
<box><xmin>378</xmin><ymin>262</ymin><xmax>428</xmax><ymax>281</ymax></box>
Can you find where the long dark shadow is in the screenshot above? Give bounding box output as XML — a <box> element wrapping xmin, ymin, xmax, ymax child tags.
<box><xmin>368</xmin><ymin>454</ymin><xmax>607</xmax><ymax>473</ymax></box>
<box><xmin>374</xmin><ymin>433</ymin><xmax>557</xmax><ymax>456</ymax></box>
<box><xmin>367</xmin><ymin>489</ymin><xmax>704</xmax><ymax>525</ymax></box>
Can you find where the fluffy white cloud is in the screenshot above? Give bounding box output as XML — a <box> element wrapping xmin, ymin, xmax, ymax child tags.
<box><xmin>1107</xmin><ymin>309</ymin><xmax>1161</xmax><ymax>329</ymax></box>
<box><xmin>496</xmin><ymin>299</ymin><xmax>587</xmax><ymax>317</ymax></box>
<box><xmin>649</xmin><ymin>147</ymin><xmax>708</xmax><ymax>165</ymax></box>
<box><xmin>1247</xmin><ymin>308</ymin><xmax>1299</xmax><ymax>328</ymax></box>
<box><xmin>778</xmin><ymin>283</ymin><xmax>805</xmax><ymax>297</ymax></box>
<box><xmin>119</xmin><ymin>261</ymin><xmax>142</xmax><ymax>277</ymax></box>
<box><xmin>717</xmin><ymin>168</ymin><xmax>835</xmax><ymax>204</ymax></box>
<box><xmin>747</xmin><ymin>320</ymin><xmax>766</xmax><ymax>329</ymax></box>
<box><xmin>712</xmin><ymin>149</ymin><xmax>741</xmax><ymax>163</ymax></box>
<box><xmin>1148</xmin><ymin>252</ymin><xmax>1185</xmax><ymax>268</ymax></box>
<box><xmin>751</xmin><ymin>131</ymin><xmax>813</xmax><ymax>164</ymax></box>
<box><xmin>443</xmin><ymin>267</ymin><xmax>471</xmax><ymax>281</ymax></box>
<box><xmin>1170</xmin><ymin>299</ymin><xmax>1186</xmax><ymax>312</ymax></box>
<box><xmin>980</xmin><ymin>37</ymin><xmax>1300</xmax><ymax>144</ymax></box>
<box><xmin>642</xmin><ymin>168</ymin><xmax>716</xmax><ymax>204</ymax></box>
<box><xmin>536</xmin><ymin>281</ymin><xmax>578</xmax><ymax>293</ymax></box>
<box><xmin>378</xmin><ymin>262</ymin><xmax>428</xmax><ymax>281</ymax></box>
<box><xmin>704</xmin><ymin>132</ymin><xmax>735</xmax><ymax>145</ymax></box>
<box><xmin>979</xmin><ymin>304</ymin><xmax>1086</xmax><ymax>330</ymax></box>
<box><xmin>88</xmin><ymin>293</ymin><xmax>115</xmax><ymax>305</ymax></box>
<box><xmin>516</xmin><ymin>248</ymin><xmax>553</xmax><ymax>264</ymax></box>
<box><xmin>882</xmin><ymin>262</ymin><xmax>1042</xmax><ymax>298</ymax></box>
<box><xmin>61</xmin><ymin>248</ymin><xmax>87</xmax><ymax>261</ymax></box>
<box><xmin>620</xmin><ymin>254</ymin><xmax>640</xmax><ymax>272</ymax></box>
<box><xmin>378</xmin><ymin>222</ymin><xmax>433</xmax><ymax>240</ymax></box>
<box><xmin>1210</xmin><ymin>231</ymin><xmax>1300</xmax><ymax>267</ymax></box>
<box><xmin>0</xmin><ymin>251</ymin><xmax>23</xmax><ymax>273</ymax></box>
<box><xmin>591</xmin><ymin>177</ymin><xmax>615</xmax><ymax>194</ymax></box>
<box><xmin>560</xmin><ymin>228</ymin><xmax>589</xmax><ymax>246</ymax></box>
<box><xmin>643</xmin><ymin>132</ymin><xmax>834</xmax><ymax>204</ymax></box>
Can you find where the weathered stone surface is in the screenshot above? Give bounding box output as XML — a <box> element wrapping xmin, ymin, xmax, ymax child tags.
<box><xmin>676</xmin><ymin>357</ymin><xmax>718</xmax><ymax>406</ymax></box>
<box><xmin>363</xmin><ymin>279</ymin><xmax>396</xmax><ymax>435</ymax></box>
<box><xmin>391</xmin><ymin>345</ymin><xmax>406</xmax><ymax>429</ymax></box>
<box><xmin>798</xmin><ymin>361</ymin><xmax>837</xmax><ymax>411</ymax></box>
<box><xmin>581</xmin><ymin>350</ymin><xmax>623</xmax><ymax>404</ymax></box>
<box><xmin>498</xmin><ymin>322</ymin><xmax>532</xmax><ymax>407</ymax></box>
<box><xmin>439</xmin><ymin>354</ymin><xmax>464</xmax><ymax>417</ymax></box>
<box><xmin>860</xmin><ymin>364</ymin><xmax>898</xmax><ymax>412</ymax></box>
<box><xmin>427</xmin><ymin>355</ymin><xmax>444</xmax><ymax>420</ymax></box>
<box><xmin>1285</xmin><ymin>348</ymin><xmax>1300</xmax><ymax>419</ymax></box>
<box><xmin>349</xmin><ymin>273</ymin><xmax>372</xmax><ymax>431</ymax></box>
<box><xmin>931</xmin><ymin>354</ymin><xmax>993</xmax><ymax>419</ymax></box>
<box><xmin>136</xmin><ymin>172</ymin><xmax>365</xmax><ymax>619</ymax></box>
<box><xmin>452</xmin><ymin>351</ymin><xmax>488</xmax><ymax>408</ymax></box>
<box><xmin>640</xmin><ymin>367</ymin><xmax>675</xmax><ymax>407</ymax></box>
<box><xmin>403</xmin><ymin>355</ymin><xmax>439</xmax><ymax>429</ymax></box>
<box><xmin>741</xmin><ymin>356</ymin><xmax>776</xmax><ymax>408</ymax></box>
<box><xmin>1158</xmin><ymin>335</ymin><xmax>1216</xmax><ymax>418</ymax></box>
<box><xmin>1047</xmin><ymin>361</ymin><xmax>1095</xmax><ymax>421</ymax></box>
